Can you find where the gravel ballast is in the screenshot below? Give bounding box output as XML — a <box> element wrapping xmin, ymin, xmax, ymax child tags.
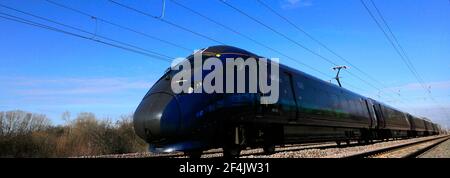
<box><xmin>241</xmin><ymin>136</ymin><xmax>443</xmax><ymax>158</ymax></box>
<box><xmin>79</xmin><ymin>135</ymin><xmax>445</xmax><ymax>158</ymax></box>
<box><xmin>418</xmin><ymin>139</ymin><xmax>450</xmax><ymax>158</ymax></box>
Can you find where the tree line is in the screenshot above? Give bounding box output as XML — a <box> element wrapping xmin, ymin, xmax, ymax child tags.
<box><xmin>0</xmin><ymin>110</ymin><xmax>147</xmax><ymax>157</ymax></box>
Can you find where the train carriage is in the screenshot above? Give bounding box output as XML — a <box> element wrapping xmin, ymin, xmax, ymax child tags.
<box><xmin>408</xmin><ymin>115</ymin><xmax>427</xmax><ymax>137</ymax></box>
<box><xmin>423</xmin><ymin>119</ymin><xmax>434</xmax><ymax>136</ymax></box>
<box><xmin>133</xmin><ymin>45</ymin><xmax>441</xmax><ymax>158</ymax></box>
<box><xmin>377</xmin><ymin>105</ymin><xmax>411</xmax><ymax>139</ymax></box>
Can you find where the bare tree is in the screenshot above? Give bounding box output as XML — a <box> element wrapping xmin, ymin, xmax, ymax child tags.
<box><xmin>61</xmin><ymin>111</ymin><xmax>71</xmax><ymax>124</ymax></box>
<box><xmin>0</xmin><ymin>110</ymin><xmax>51</xmax><ymax>136</ymax></box>
<box><xmin>0</xmin><ymin>112</ymin><xmax>4</xmax><ymax>136</ymax></box>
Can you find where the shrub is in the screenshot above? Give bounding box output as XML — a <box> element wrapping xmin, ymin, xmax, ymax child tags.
<box><xmin>0</xmin><ymin>110</ymin><xmax>147</xmax><ymax>157</ymax></box>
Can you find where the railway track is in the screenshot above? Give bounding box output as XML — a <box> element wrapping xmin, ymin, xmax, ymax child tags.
<box><xmin>81</xmin><ymin>135</ymin><xmax>448</xmax><ymax>158</ymax></box>
<box><xmin>84</xmin><ymin>141</ymin><xmax>354</xmax><ymax>158</ymax></box>
<box><xmin>343</xmin><ymin>135</ymin><xmax>450</xmax><ymax>158</ymax></box>
<box><xmin>139</xmin><ymin>140</ymin><xmax>388</xmax><ymax>158</ymax></box>
<box><xmin>87</xmin><ymin>139</ymin><xmax>400</xmax><ymax>158</ymax></box>
<box><xmin>151</xmin><ymin>142</ymin><xmax>341</xmax><ymax>158</ymax></box>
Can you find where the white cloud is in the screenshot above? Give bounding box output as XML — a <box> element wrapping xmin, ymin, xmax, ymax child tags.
<box><xmin>281</xmin><ymin>0</ymin><xmax>313</xmax><ymax>10</ymax></box>
<box><xmin>363</xmin><ymin>80</ymin><xmax>450</xmax><ymax>106</ymax></box>
<box><xmin>383</xmin><ymin>80</ymin><xmax>450</xmax><ymax>98</ymax></box>
<box><xmin>384</xmin><ymin>80</ymin><xmax>450</xmax><ymax>92</ymax></box>
<box><xmin>1</xmin><ymin>76</ymin><xmax>153</xmax><ymax>96</ymax></box>
<box><xmin>0</xmin><ymin>76</ymin><xmax>155</xmax><ymax>123</ymax></box>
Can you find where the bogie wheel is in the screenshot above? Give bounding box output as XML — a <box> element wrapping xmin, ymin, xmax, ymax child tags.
<box><xmin>222</xmin><ymin>126</ymin><xmax>244</xmax><ymax>158</ymax></box>
<box><xmin>263</xmin><ymin>144</ymin><xmax>276</xmax><ymax>155</ymax></box>
<box><xmin>185</xmin><ymin>150</ymin><xmax>203</xmax><ymax>159</ymax></box>
<box><xmin>223</xmin><ymin>145</ymin><xmax>241</xmax><ymax>158</ymax></box>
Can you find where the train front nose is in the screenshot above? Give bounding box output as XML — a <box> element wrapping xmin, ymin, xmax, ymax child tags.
<box><xmin>133</xmin><ymin>93</ymin><xmax>181</xmax><ymax>143</ymax></box>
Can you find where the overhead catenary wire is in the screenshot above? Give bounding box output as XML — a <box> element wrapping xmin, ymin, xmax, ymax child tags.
<box><xmin>0</xmin><ymin>1</ymin><xmax>372</xmax><ymax>98</ymax></box>
<box><xmin>169</xmin><ymin>0</ymin><xmax>409</xmax><ymax>103</ymax></box>
<box><xmin>111</xmin><ymin>0</ymin><xmax>375</xmax><ymax>93</ymax></box>
<box><xmin>219</xmin><ymin>0</ymin><xmax>383</xmax><ymax>93</ymax></box>
<box><xmin>368</xmin><ymin>0</ymin><xmax>440</xmax><ymax>108</ymax></box>
<box><xmin>175</xmin><ymin>0</ymin><xmax>411</xmax><ymax>104</ymax></box>
<box><xmin>0</xmin><ymin>4</ymin><xmax>173</xmax><ymax>62</ymax></box>
<box><xmin>108</xmin><ymin>1</ymin><xmax>327</xmax><ymax>77</ymax></box>
<box><xmin>384</xmin><ymin>94</ymin><xmax>450</xmax><ymax>103</ymax></box>
<box><xmin>168</xmin><ymin>0</ymin><xmax>341</xmax><ymax>85</ymax></box>
<box><xmin>360</xmin><ymin>0</ymin><xmax>450</xmax><ymax>119</ymax></box>
<box><xmin>45</xmin><ymin>0</ymin><xmax>193</xmax><ymax>53</ymax></box>
<box><xmin>218</xmin><ymin>0</ymin><xmax>410</xmax><ymax>103</ymax></box>
<box><xmin>108</xmin><ymin>0</ymin><xmax>224</xmax><ymax>45</ymax></box>
<box><xmin>255</xmin><ymin>0</ymin><xmax>421</xmax><ymax>109</ymax></box>
<box><xmin>2</xmin><ymin>0</ymin><xmax>339</xmax><ymax>91</ymax></box>
<box><xmin>0</xmin><ymin>0</ymin><xmax>363</xmax><ymax>95</ymax></box>
<box><xmin>368</xmin><ymin>0</ymin><xmax>427</xmax><ymax>91</ymax></box>
<box><xmin>256</xmin><ymin>0</ymin><xmax>405</xmax><ymax>96</ymax></box>
<box><xmin>1</xmin><ymin>1</ymin><xmax>440</xmax><ymax>117</ymax></box>
<box><xmin>360</xmin><ymin>0</ymin><xmax>426</xmax><ymax>92</ymax></box>
<box><xmin>0</xmin><ymin>2</ymin><xmax>370</xmax><ymax>96</ymax></box>
<box><xmin>219</xmin><ymin>0</ymin><xmax>338</xmax><ymax>66</ymax></box>
<box><xmin>365</xmin><ymin>0</ymin><xmax>434</xmax><ymax>106</ymax></box>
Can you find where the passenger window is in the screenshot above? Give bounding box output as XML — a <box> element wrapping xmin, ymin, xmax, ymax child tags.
<box><xmin>318</xmin><ymin>89</ymin><xmax>331</xmax><ymax>111</ymax></box>
<box><xmin>299</xmin><ymin>80</ymin><xmax>313</xmax><ymax>108</ymax></box>
<box><xmin>296</xmin><ymin>81</ymin><xmax>304</xmax><ymax>90</ymax></box>
<box><xmin>330</xmin><ymin>93</ymin><xmax>339</xmax><ymax>110</ymax></box>
<box><xmin>345</xmin><ymin>96</ymin><xmax>353</xmax><ymax>114</ymax></box>
<box><xmin>335</xmin><ymin>94</ymin><xmax>344</xmax><ymax>111</ymax></box>
<box><xmin>279</xmin><ymin>73</ymin><xmax>296</xmax><ymax>108</ymax></box>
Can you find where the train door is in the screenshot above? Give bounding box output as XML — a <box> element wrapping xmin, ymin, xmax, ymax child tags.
<box><xmin>279</xmin><ymin>72</ymin><xmax>298</xmax><ymax>121</ymax></box>
<box><xmin>365</xmin><ymin>99</ymin><xmax>378</xmax><ymax>129</ymax></box>
<box><xmin>374</xmin><ymin>103</ymin><xmax>385</xmax><ymax>129</ymax></box>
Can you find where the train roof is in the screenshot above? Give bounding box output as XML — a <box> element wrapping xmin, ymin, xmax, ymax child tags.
<box><xmin>202</xmin><ymin>45</ymin><xmax>260</xmax><ymax>57</ymax></box>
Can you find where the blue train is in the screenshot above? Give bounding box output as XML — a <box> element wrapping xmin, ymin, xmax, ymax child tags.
<box><xmin>133</xmin><ymin>45</ymin><xmax>441</xmax><ymax>158</ymax></box>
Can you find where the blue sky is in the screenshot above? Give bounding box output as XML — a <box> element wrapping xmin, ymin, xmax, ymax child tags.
<box><xmin>0</xmin><ymin>0</ymin><xmax>449</xmax><ymax>127</ymax></box>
